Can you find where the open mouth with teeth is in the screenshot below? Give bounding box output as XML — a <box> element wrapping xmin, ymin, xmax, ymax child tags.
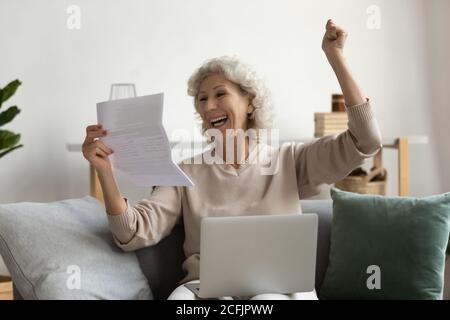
<box><xmin>209</xmin><ymin>115</ymin><xmax>229</xmax><ymax>128</ymax></box>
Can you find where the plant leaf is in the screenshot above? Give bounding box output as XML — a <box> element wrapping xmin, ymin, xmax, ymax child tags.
<box><xmin>0</xmin><ymin>106</ymin><xmax>20</xmax><ymax>127</ymax></box>
<box><xmin>0</xmin><ymin>79</ymin><xmax>21</xmax><ymax>107</ymax></box>
<box><xmin>0</xmin><ymin>130</ymin><xmax>21</xmax><ymax>151</ymax></box>
<box><xmin>0</xmin><ymin>144</ymin><xmax>23</xmax><ymax>158</ymax></box>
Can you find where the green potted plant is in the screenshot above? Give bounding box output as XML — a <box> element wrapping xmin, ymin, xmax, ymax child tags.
<box><xmin>0</xmin><ymin>80</ymin><xmax>23</xmax><ymax>158</ymax></box>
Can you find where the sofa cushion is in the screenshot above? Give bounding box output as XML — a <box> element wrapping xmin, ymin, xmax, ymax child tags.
<box><xmin>320</xmin><ymin>188</ymin><xmax>450</xmax><ymax>300</ymax></box>
<box><xmin>0</xmin><ymin>196</ymin><xmax>152</xmax><ymax>300</ymax></box>
<box><xmin>299</xmin><ymin>199</ymin><xmax>333</xmax><ymax>293</ymax></box>
<box><xmin>135</xmin><ymin>222</ymin><xmax>186</xmax><ymax>300</ymax></box>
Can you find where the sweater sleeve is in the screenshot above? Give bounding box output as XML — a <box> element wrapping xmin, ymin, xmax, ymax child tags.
<box><xmin>293</xmin><ymin>100</ymin><xmax>382</xmax><ymax>198</ymax></box>
<box><xmin>106</xmin><ymin>186</ymin><xmax>183</xmax><ymax>251</ymax></box>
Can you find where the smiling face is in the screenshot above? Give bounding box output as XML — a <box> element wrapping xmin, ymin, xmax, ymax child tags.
<box><xmin>196</xmin><ymin>73</ymin><xmax>254</xmax><ymax>135</ymax></box>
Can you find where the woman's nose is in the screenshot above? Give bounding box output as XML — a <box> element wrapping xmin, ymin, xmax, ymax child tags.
<box><xmin>204</xmin><ymin>99</ymin><xmax>217</xmax><ymax>111</ymax></box>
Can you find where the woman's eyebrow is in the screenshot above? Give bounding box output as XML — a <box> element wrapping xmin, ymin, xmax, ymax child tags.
<box><xmin>199</xmin><ymin>85</ymin><xmax>225</xmax><ymax>94</ymax></box>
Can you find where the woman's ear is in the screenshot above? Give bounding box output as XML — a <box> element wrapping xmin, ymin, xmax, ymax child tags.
<box><xmin>247</xmin><ymin>94</ymin><xmax>255</xmax><ymax>114</ymax></box>
<box><xmin>247</xmin><ymin>104</ymin><xmax>255</xmax><ymax>115</ymax></box>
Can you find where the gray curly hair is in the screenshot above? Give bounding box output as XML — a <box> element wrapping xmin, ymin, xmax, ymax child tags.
<box><xmin>187</xmin><ymin>56</ymin><xmax>274</xmax><ymax>132</ymax></box>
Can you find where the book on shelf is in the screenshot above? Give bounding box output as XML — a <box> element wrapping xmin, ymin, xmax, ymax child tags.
<box><xmin>314</xmin><ymin>120</ymin><xmax>347</xmax><ymax>125</ymax></box>
<box><xmin>314</xmin><ymin>112</ymin><xmax>348</xmax><ymax>119</ymax></box>
<box><xmin>314</xmin><ymin>129</ymin><xmax>346</xmax><ymax>137</ymax></box>
<box><xmin>314</xmin><ymin>123</ymin><xmax>348</xmax><ymax>130</ymax></box>
<box><xmin>314</xmin><ymin>102</ymin><xmax>348</xmax><ymax>138</ymax></box>
<box><xmin>315</xmin><ymin>127</ymin><xmax>347</xmax><ymax>132</ymax></box>
<box><xmin>314</xmin><ymin>93</ymin><xmax>348</xmax><ymax>138</ymax></box>
<box><xmin>314</xmin><ymin>107</ymin><xmax>348</xmax><ymax>138</ymax></box>
<box><xmin>314</xmin><ymin>117</ymin><xmax>348</xmax><ymax>122</ymax></box>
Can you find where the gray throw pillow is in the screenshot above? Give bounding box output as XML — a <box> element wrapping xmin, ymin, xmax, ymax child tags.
<box><xmin>0</xmin><ymin>196</ymin><xmax>152</xmax><ymax>300</ymax></box>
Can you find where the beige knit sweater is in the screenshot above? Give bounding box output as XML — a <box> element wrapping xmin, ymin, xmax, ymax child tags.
<box><xmin>107</xmin><ymin>101</ymin><xmax>382</xmax><ymax>284</ymax></box>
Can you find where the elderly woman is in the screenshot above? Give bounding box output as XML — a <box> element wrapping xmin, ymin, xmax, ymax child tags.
<box><xmin>82</xmin><ymin>20</ymin><xmax>382</xmax><ymax>300</ymax></box>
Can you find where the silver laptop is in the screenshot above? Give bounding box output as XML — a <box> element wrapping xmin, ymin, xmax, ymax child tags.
<box><xmin>195</xmin><ymin>213</ymin><xmax>318</xmax><ymax>299</ymax></box>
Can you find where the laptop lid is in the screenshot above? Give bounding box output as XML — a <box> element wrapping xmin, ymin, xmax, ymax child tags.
<box><xmin>199</xmin><ymin>213</ymin><xmax>318</xmax><ymax>298</ymax></box>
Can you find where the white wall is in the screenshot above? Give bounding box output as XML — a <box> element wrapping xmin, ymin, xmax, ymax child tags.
<box><xmin>424</xmin><ymin>0</ymin><xmax>450</xmax><ymax>194</ymax></box>
<box><xmin>423</xmin><ymin>1</ymin><xmax>450</xmax><ymax>298</ymax></box>
<box><xmin>0</xmin><ymin>0</ymin><xmax>449</xmax><ymax>275</ymax></box>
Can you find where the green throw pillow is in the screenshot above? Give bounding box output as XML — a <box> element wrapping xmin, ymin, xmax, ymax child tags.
<box><xmin>320</xmin><ymin>187</ymin><xmax>450</xmax><ymax>300</ymax></box>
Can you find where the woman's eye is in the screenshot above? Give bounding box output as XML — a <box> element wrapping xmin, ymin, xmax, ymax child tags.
<box><xmin>199</xmin><ymin>92</ymin><xmax>225</xmax><ymax>102</ymax></box>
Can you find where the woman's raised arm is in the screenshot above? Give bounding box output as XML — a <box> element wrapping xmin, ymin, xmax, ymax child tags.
<box><xmin>322</xmin><ymin>19</ymin><xmax>366</xmax><ymax>107</ymax></box>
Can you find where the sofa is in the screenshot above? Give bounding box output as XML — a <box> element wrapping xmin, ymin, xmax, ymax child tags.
<box><xmin>8</xmin><ymin>200</ymin><xmax>332</xmax><ymax>300</ymax></box>
<box><xmin>0</xmin><ymin>196</ymin><xmax>449</xmax><ymax>300</ymax></box>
